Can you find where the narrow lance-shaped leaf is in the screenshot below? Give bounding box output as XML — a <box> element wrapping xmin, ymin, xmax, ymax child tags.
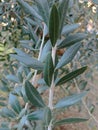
<box><xmin>56</xmin><ymin>42</ymin><xmax>81</xmax><ymax>69</ymax></box>
<box><xmin>57</xmin><ymin>33</ymin><xmax>87</xmax><ymax>49</ymax></box>
<box><xmin>27</xmin><ymin>109</ymin><xmax>45</xmax><ymax>121</ymax></box>
<box><xmin>25</xmin><ymin>80</ymin><xmax>45</xmax><ymax>107</ymax></box>
<box><xmin>43</xmin><ymin>53</ymin><xmax>54</xmax><ymax>86</ymax></box>
<box><xmin>40</xmin><ymin>40</ymin><xmax>52</xmax><ymax>62</ymax></box>
<box><xmin>18</xmin><ymin>116</ymin><xmax>27</xmax><ymax>130</ymax></box>
<box><xmin>56</xmin><ymin>66</ymin><xmax>87</xmax><ymax>86</ymax></box>
<box><xmin>44</xmin><ymin>107</ymin><xmax>51</xmax><ymax>126</ymax></box>
<box><xmin>17</xmin><ymin>0</ymin><xmax>42</xmax><ymax>20</ymax></box>
<box><xmin>49</xmin><ymin>4</ymin><xmax>59</xmax><ymax>46</ymax></box>
<box><xmin>9</xmin><ymin>94</ymin><xmax>22</xmax><ymax>114</ymax></box>
<box><xmin>92</xmin><ymin>0</ymin><xmax>98</xmax><ymax>4</ymax></box>
<box><xmin>10</xmin><ymin>49</ymin><xmax>44</xmax><ymax>70</ymax></box>
<box><xmin>0</xmin><ymin>128</ymin><xmax>10</xmax><ymax>130</ymax></box>
<box><xmin>58</xmin><ymin>0</ymin><xmax>69</xmax><ymax>35</ymax></box>
<box><xmin>1</xmin><ymin>107</ymin><xmax>16</xmax><ymax>118</ymax></box>
<box><xmin>54</xmin><ymin>91</ymin><xmax>87</xmax><ymax>109</ymax></box>
<box><xmin>61</xmin><ymin>23</ymin><xmax>80</xmax><ymax>35</ymax></box>
<box><xmin>54</xmin><ymin>118</ymin><xmax>88</xmax><ymax>126</ymax></box>
<box><xmin>27</xmin><ymin>23</ymin><xmax>38</xmax><ymax>44</ymax></box>
<box><xmin>6</xmin><ymin>74</ymin><xmax>20</xmax><ymax>83</ymax></box>
<box><xmin>36</xmin><ymin>0</ymin><xmax>49</xmax><ymax>25</ymax></box>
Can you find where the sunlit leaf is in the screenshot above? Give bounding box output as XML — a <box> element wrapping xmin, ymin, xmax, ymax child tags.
<box><xmin>55</xmin><ymin>91</ymin><xmax>87</xmax><ymax>109</ymax></box>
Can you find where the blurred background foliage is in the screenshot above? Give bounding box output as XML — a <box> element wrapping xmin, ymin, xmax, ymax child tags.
<box><xmin>0</xmin><ymin>0</ymin><xmax>98</xmax><ymax>130</ymax></box>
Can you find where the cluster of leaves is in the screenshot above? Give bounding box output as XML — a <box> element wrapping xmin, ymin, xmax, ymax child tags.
<box><xmin>1</xmin><ymin>0</ymin><xmax>98</xmax><ymax>130</ymax></box>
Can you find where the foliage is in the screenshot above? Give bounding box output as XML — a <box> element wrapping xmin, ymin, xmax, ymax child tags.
<box><xmin>0</xmin><ymin>0</ymin><xmax>98</xmax><ymax>130</ymax></box>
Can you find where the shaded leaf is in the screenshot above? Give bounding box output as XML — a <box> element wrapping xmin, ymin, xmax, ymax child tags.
<box><xmin>49</xmin><ymin>4</ymin><xmax>59</xmax><ymax>46</ymax></box>
<box><xmin>1</xmin><ymin>107</ymin><xmax>16</xmax><ymax>118</ymax></box>
<box><xmin>56</xmin><ymin>66</ymin><xmax>87</xmax><ymax>86</ymax></box>
<box><xmin>10</xmin><ymin>49</ymin><xmax>44</xmax><ymax>70</ymax></box>
<box><xmin>0</xmin><ymin>102</ymin><xmax>6</xmax><ymax>106</ymax></box>
<box><xmin>57</xmin><ymin>33</ymin><xmax>87</xmax><ymax>49</ymax></box>
<box><xmin>9</xmin><ymin>93</ymin><xmax>22</xmax><ymax>114</ymax></box>
<box><xmin>6</xmin><ymin>74</ymin><xmax>19</xmax><ymax>83</ymax></box>
<box><xmin>37</xmin><ymin>85</ymin><xmax>49</xmax><ymax>94</ymax></box>
<box><xmin>58</xmin><ymin>0</ymin><xmax>69</xmax><ymax>35</ymax></box>
<box><xmin>0</xmin><ymin>128</ymin><xmax>10</xmax><ymax>130</ymax></box>
<box><xmin>18</xmin><ymin>116</ymin><xmax>27</xmax><ymax>130</ymax></box>
<box><xmin>44</xmin><ymin>107</ymin><xmax>51</xmax><ymax>126</ymax></box>
<box><xmin>43</xmin><ymin>53</ymin><xmax>54</xmax><ymax>86</ymax></box>
<box><xmin>17</xmin><ymin>0</ymin><xmax>42</xmax><ymax>20</ymax></box>
<box><xmin>28</xmin><ymin>109</ymin><xmax>44</xmax><ymax>120</ymax></box>
<box><xmin>54</xmin><ymin>118</ymin><xmax>88</xmax><ymax>126</ymax></box>
<box><xmin>79</xmin><ymin>80</ymin><xmax>87</xmax><ymax>90</ymax></box>
<box><xmin>25</xmin><ymin>81</ymin><xmax>45</xmax><ymax>107</ymax></box>
<box><xmin>62</xmin><ymin>24</ymin><xmax>80</xmax><ymax>35</ymax></box>
<box><xmin>55</xmin><ymin>91</ymin><xmax>87</xmax><ymax>109</ymax></box>
<box><xmin>56</xmin><ymin>43</ymin><xmax>81</xmax><ymax>69</ymax></box>
<box><xmin>36</xmin><ymin>0</ymin><xmax>49</xmax><ymax>25</ymax></box>
<box><xmin>40</xmin><ymin>40</ymin><xmax>52</xmax><ymax>62</ymax></box>
<box><xmin>27</xmin><ymin>23</ymin><xmax>38</xmax><ymax>44</ymax></box>
<box><xmin>92</xmin><ymin>0</ymin><xmax>98</xmax><ymax>4</ymax></box>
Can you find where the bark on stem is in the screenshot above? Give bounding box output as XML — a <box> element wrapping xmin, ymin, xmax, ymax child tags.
<box><xmin>48</xmin><ymin>45</ymin><xmax>57</xmax><ymax>130</ymax></box>
<box><xmin>32</xmin><ymin>23</ymin><xmax>45</xmax><ymax>85</ymax></box>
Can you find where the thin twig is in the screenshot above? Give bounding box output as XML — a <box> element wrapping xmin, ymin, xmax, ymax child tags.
<box><xmin>32</xmin><ymin>23</ymin><xmax>45</xmax><ymax>85</ymax></box>
<box><xmin>74</xmin><ymin>78</ymin><xmax>98</xmax><ymax>126</ymax></box>
<box><xmin>48</xmin><ymin>45</ymin><xmax>57</xmax><ymax>130</ymax></box>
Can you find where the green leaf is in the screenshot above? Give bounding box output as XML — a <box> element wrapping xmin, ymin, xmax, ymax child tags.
<box><xmin>92</xmin><ymin>0</ymin><xmax>98</xmax><ymax>4</ymax></box>
<box><xmin>57</xmin><ymin>33</ymin><xmax>87</xmax><ymax>49</ymax></box>
<box><xmin>58</xmin><ymin>0</ymin><xmax>69</xmax><ymax>35</ymax></box>
<box><xmin>0</xmin><ymin>102</ymin><xmax>6</xmax><ymax>106</ymax></box>
<box><xmin>43</xmin><ymin>53</ymin><xmax>54</xmax><ymax>86</ymax></box>
<box><xmin>40</xmin><ymin>40</ymin><xmax>52</xmax><ymax>62</ymax></box>
<box><xmin>37</xmin><ymin>85</ymin><xmax>49</xmax><ymax>94</ymax></box>
<box><xmin>0</xmin><ymin>97</ymin><xmax>6</xmax><ymax>100</ymax></box>
<box><xmin>79</xmin><ymin>80</ymin><xmax>87</xmax><ymax>90</ymax></box>
<box><xmin>56</xmin><ymin>43</ymin><xmax>81</xmax><ymax>69</ymax></box>
<box><xmin>18</xmin><ymin>116</ymin><xmax>27</xmax><ymax>130</ymax></box>
<box><xmin>25</xmin><ymin>80</ymin><xmax>45</xmax><ymax>107</ymax></box>
<box><xmin>54</xmin><ymin>118</ymin><xmax>88</xmax><ymax>126</ymax></box>
<box><xmin>0</xmin><ymin>128</ymin><xmax>10</xmax><ymax>130</ymax></box>
<box><xmin>62</xmin><ymin>24</ymin><xmax>80</xmax><ymax>35</ymax></box>
<box><xmin>27</xmin><ymin>23</ymin><xmax>38</xmax><ymax>44</ymax></box>
<box><xmin>44</xmin><ymin>107</ymin><xmax>51</xmax><ymax>126</ymax></box>
<box><xmin>27</xmin><ymin>109</ymin><xmax>44</xmax><ymax>120</ymax></box>
<box><xmin>17</xmin><ymin>0</ymin><xmax>42</xmax><ymax>20</ymax></box>
<box><xmin>56</xmin><ymin>66</ymin><xmax>87</xmax><ymax>86</ymax></box>
<box><xmin>55</xmin><ymin>91</ymin><xmax>87</xmax><ymax>109</ymax></box>
<box><xmin>10</xmin><ymin>49</ymin><xmax>44</xmax><ymax>70</ymax></box>
<box><xmin>9</xmin><ymin>94</ymin><xmax>22</xmax><ymax>114</ymax></box>
<box><xmin>1</xmin><ymin>107</ymin><xmax>16</xmax><ymax>118</ymax></box>
<box><xmin>17</xmin><ymin>72</ymin><xmax>23</xmax><ymax>83</ymax></box>
<box><xmin>49</xmin><ymin>4</ymin><xmax>59</xmax><ymax>46</ymax></box>
<box><xmin>36</xmin><ymin>0</ymin><xmax>49</xmax><ymax>25</ymax></box>
<box><xmin>6</xmin><ymin>74</ymin><xmax>20</xmax><ymax>83</ymax></box>
<box><xmin>26</xmin><ymin>72</ymin><xmax>33</xmax><ymax>80</ymax></box>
